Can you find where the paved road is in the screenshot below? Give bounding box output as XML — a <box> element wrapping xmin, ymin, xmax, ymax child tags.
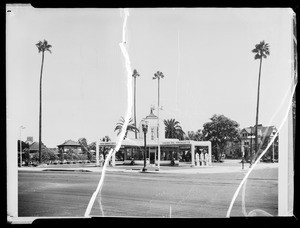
<box><xmin>18</xmin><ymin>167</ymin><xmax>278</xmax><ymax>218</ymax></box>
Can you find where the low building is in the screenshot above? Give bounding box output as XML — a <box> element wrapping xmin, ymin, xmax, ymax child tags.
<box><xmin>26</xmin><ymin>141</ymin><xmax>48</xmax><ymax>154</ymax></box>
<box><xmin>240</xmin><ymin>124</ymin><xmax>277</xmax><ymax>159</ymax></box>
<box><xmin>23</xmin><ymin>140</ymin><xmax>53</xmax><ymax>164</ymax></box>
<box><xmin>57</xmin><ymin>140</ymin><xmax>82</xmax><ymax>153</ymax></box>
<box><xmin>99</xmin><ymin>108</ymin><xmax>212</xmax><ymax>167</ymax></box>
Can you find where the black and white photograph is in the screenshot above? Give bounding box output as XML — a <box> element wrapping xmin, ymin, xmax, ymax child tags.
<box><xmin>6</xmin><ymin>5</ymin><xmax>297</xmax><ymax>224</ymax></box>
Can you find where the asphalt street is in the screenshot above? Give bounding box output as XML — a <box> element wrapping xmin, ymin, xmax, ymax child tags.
<box><xmin>18</xmin><ymin>167</ymin><xmax>278</xmax><ymax>218</ymax></box>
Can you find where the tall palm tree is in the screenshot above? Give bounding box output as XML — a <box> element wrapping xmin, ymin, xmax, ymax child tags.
<box><xmin>153</xmin><ymin>71</ymin><xmax>164</xmax><ymax>169</ymax></box>
<box><xmin>132</xmin><ymin>69</ymin><xmax>140</xmax><ymax>139</ymax></box>
<box><xmin>36</xmin><ymin>40</ymin><xmax>52</xmax><ymax>163</ymax></box>
<box><xmin>153</xmin><ymin>71</ymin><xmax>164</xmax><ymax>111</ymax></box>
<box><xmin>252</xmin><ymin>40</ymin><xmax>270</xmax><ymax>164</ymax></box>
<box><xmin>101</xmin><ymin>136</ymin><xmax>111</xmax><ymax>142</ymax></box>
<box><xmin>164</xmin><ymin>119</ymin><xmax>185</xmax><ymax>140</ymax></box>
<box><xmin>114</xmin><ymin>117</ymin><xmax>139</xmax><ymax>140</ymax></box>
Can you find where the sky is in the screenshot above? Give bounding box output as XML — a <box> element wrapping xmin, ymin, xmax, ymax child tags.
<box><xmin>7</xmin><ymin>6</ymin><xmax>295</xmax><ymax>148</ymax></box>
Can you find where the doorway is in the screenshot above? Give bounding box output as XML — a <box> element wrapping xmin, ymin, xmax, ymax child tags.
<box><xmin>149</xmin><ymin>148</ymin><xmax>156</xmax><ymax>164</ymax></box>
<box><xmin>150</xmin><ymin>152</ymin><xmax>155</xmax><ymax>164</ymax></box>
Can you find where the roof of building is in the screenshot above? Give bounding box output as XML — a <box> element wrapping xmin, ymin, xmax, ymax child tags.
<box><xmin>26</xmin><ymin>142</ymin><xmax>48</xmax><ymax>152</ymax></box>
<box><xmin>24</xmin><ymin>142</ymin><xmax>49</xmax><ymax>153</ymax></box>
<box><xmin>145</xmin><ymin>108</ymin><xmax>158</xmax><ymax>119</ymax></box>
<box><xmin>57</xmin><ymin>140</ymin><xmax>81</xmax><ymax>147</ymax></box>
<box><xmin>241</xmin><ymin>125</ymin><xmax>276</xmax><ymax>137</ymax></box>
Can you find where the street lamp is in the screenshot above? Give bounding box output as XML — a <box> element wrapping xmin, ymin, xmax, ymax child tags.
<box><xmin>19</xmin><ymin>125</ymin><xmax>25</xmax><ymax>167</ymax></box>
<box><xmin>142</xmin><ymin>119</ymin><xmax>148</xmax><ymax>172</ymax></box>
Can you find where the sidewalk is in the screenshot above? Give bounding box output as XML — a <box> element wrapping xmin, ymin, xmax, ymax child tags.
<box><xmin>18</xmin><ymin>159</ymin><xmax>278</xmax><ymax>174</ymax></box>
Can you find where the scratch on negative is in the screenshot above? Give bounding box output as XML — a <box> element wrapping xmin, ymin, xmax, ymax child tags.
<box><xmin>84</xmin><ymin>8</ymin><xmax>133</xmax><ymax>217</ymax></box>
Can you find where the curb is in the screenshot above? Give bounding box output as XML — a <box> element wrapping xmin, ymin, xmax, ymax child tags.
<box><xmin>18</xmin><ymin>162</ymin><xmax>278</xmax><ymax>174</ymax></box>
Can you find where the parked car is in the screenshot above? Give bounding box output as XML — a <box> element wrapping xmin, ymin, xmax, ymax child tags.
<box><xmin>53</xmin><ymin>160</ymin><xmax>58</xmax><ymax>165</ymax></box>
<box><xmin>260</xmin><ymin>156</ymin><xmax>274</xmax><ymax>163</ymax></box>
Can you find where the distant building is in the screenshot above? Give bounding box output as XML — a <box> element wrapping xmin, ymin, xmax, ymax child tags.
<box><xmin>23</xmin><ymin>140</ymin><xmax>53</xmax><ymax>164</ymax></box>
<box><xmin>25</xmin><ymin>136</ymin><xmax>33</xmax><ymax>145</ymax></box>
<box><xmin>57</xmin><ymin>140</ymin><xmax>82</xmax><ymax>153</ymax></box>
<box><xmin>26</xmin><ymin>141</ymin><xmax>48</xmax><ymax>154</ymax></box>
<box><xmin>240</xmin><ymin>124</ymin><xmax>277</xmax><ymax>160</ymax></box>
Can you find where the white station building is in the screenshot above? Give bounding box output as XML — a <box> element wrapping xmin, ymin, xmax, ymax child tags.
<box><xmin>99</xmin><ymin>109</ymin><xmax>212</xmax><ymax>167</ymax></box>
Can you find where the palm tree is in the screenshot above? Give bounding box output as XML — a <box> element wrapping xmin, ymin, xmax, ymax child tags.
<box><xmin>251</xmin><ymin>40</ymin><xmax>270</xmax><ymax>164</ymax></box>
<box><xmin>164</xmin><ymin>119</ymin><xmax>185</xmax><ymax>140</ymax></box>
<box><xmin>99</xmin><ymin>136</ymin><xmax>111</xmax><ymax>158</ymax></box>
<box><xmin>101</xmin><ymin>136</ymin><xmax>111</xmax><ymax>142</ymax></box>
<box><xmin>186</xmin><ymin>130</ymin><xmax>203</xmax><ymax>141</ymax></box>
<box><xmin>36</xmin><ymin>40</ymin><xmax>52</xmax><ymax>163</ymax></box>
<box><xmin>153</xmin><ymin>71</ymin><xmax>164</xmax><ymax>110</ymax></box>
<box><xmin>114</xmin><ymin>117</ymin><xmax>139</xmax><ymax>139</ymax></box>
<box><xmin>153</xmin><ymin>71</ymin><xmax>164</xmax><ymax>169</ymax></box>
<box><xmin>132</xmin><ymin>69</ymin><xmax>140</xmax><ymax>139</ymax></box>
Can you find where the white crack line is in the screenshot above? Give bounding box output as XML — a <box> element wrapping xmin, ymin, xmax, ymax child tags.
<box><xmin>226</xmin><ymin>82</ymin><xmax>296</xmax><ymax>218</ymax></box>
<box><xmin>84</xmin><ymin>8</ymin><xmax>133</xmax><ymax>217</ymax></box>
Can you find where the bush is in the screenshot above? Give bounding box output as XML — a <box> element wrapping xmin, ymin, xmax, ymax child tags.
<box><xmin>31</xmin><ymin>149</ymin><xmax>58</xmax><ymax>163</ymax></box>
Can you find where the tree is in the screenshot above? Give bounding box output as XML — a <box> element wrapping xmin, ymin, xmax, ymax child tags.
<box><xmin>17</xmin><ymin>140</ymin><xmax>29</xmax><ymax>165</ymax></box>
<box><xmin>17</xmin><ymin>140</ymin><xmax>29</xmax><ymax>152</ymax></box>
<box><xmin>114</xmin><ymin>117</ymin><xmax>139</xmax><ymax>139</ymax></box>
<box><xmin>78</xmin><ymin>138</ymin><xmax>94</xmax><ymax>161</ymax></box>
<box><xmin>164</xmin><ymin>119</ymin><xmax>185</xmax><ymax>140</ymax></box>
<box><xmin>202</xmin><ymin>114</ymin><xmax>240</xmax><ymax>161</ymax></box>
<box><xmin>185</xmin><ymin>130</ymin><xmax>203</xmax><ymax>141</ymax></box>
<box><xmin>252</xmin><ymin>40</ymin><xmax>270</xmax><ymax>164</ymax></box>
<box><xmin>132</xmin><ymin>69</ymin><xmax>140</xmax><ymax>139</ymax></box>
<box><xmin>32</xmin><ymin>148</ymin><xmax>58</xmax><ymax>163</ymax></box>
<box><xmin>78</xmin><ymin>138</ymin><xmax>89</xmax><ymax>152</ymax></box>
<box><xmin>36</xmin><ymin>40</ymin><xmax>52</xmax><ymax>163</ymax></box>
<box><xmin>99</xmin><ymin>136</ymin><xmax>112</xmax><ymax>157</ymax></box>
<box><xmin>88</xmin><ymin>141</ymin><xmax>96</xmax><ymax>151</ymax></box>
<box><xmin>101</xmin><ymin>136</ymin><xmax>111</xmax><ymax>143</ymax></box>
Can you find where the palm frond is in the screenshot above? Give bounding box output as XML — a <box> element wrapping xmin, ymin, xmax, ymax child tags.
<box><xmin>254</xmin><ymin>53</ymin><xmax>261</xmax><ymax>60</ymax></box>
<box><xmin>252</xmin><ymin>41</ymin><xmax>270</xmax><ymax>60</ymax></box>
<box><xmin>36</xmin><ymin>40</ymin><xmax>52</xmax><ymax>53</ymax></box>
<box><xmin>132</xmin><ymin>69</ymin><xmax>140</xmax><ymax>78</ymax></box>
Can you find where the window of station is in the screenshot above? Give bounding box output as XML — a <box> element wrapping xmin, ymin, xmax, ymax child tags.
<box><xmin>125</xmin><ymin>148</ymin><xmax>132</xmax><ymax>160</ymax></box>
<box><xmin>115</xmin><ymin>149</ymin><xmax>124</xmax><ymax>161</ymax></box>
<box><xmin>179</xmin><ymin>146</ymin><xmax>191</xmax><ymax>162</ymax></box>
<box><xmin>160</xmin><ymin>147</ymin><xmax>179</xmax><ymax>160</ymax></box>
<box><xmin>132</xmin><ymin>147</ymin><xmax>145</xmax><ymax>160</ymax></box>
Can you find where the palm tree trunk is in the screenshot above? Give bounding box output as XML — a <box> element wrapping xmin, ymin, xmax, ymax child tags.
<box><xmin>134</xmin><ymin>77</ymin><xmax>137</xmax><ymax>139</ymax></box>
<box><xmin>39</xmin><ymin>51</ymin><xmax>45</xmax><ymax>163</ymax></box>
<box><xmin>254</xmin><ymin>57</ymin><xmax>263</xmax><ymax>164</ymax></box>
<box><xmin>158</xmin><ymin>78</ymin><xmax>160</xmax><ymax>110</ymax></box>
<box><xmin>157</xmin><ymin>78</ymin><xmax>160</xmax><ymax>169</ymax></box>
